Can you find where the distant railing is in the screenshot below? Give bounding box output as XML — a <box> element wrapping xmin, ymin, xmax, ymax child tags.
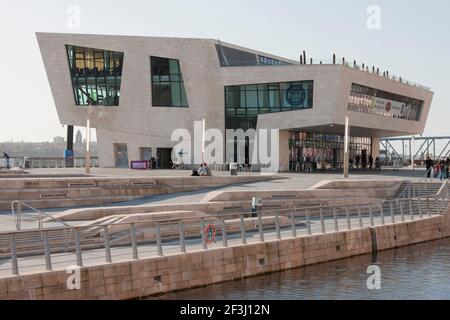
<box><xmin>299</xmin><ymin>57</ymin><xmax>430</xmax><ymax>91</ymax></box>
<box><xmin>0</xmin><ymin>180</ymin><xmax>448</xmax><ymax>277</ymax></box>
<box><xmin>0</xmin><ymin>157</ymin><xmax>99</xmax><ymax>169</ymax></box>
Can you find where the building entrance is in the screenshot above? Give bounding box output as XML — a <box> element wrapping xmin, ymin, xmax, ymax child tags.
<box><xmin>157</xmin><ymin>148</ymin><xmax>173</xmax><ymax>169</ymax></box>
<box><xmin>114</xmin><ymin>143</ymin><xmax>129</xmax><ymax>168</ymax></box>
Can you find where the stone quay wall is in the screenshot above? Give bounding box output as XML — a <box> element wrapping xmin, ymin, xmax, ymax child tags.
<box><xmin>1</xmin><ymin>209</ymin><xmax>449</xmax><ymax>300</ymax></box>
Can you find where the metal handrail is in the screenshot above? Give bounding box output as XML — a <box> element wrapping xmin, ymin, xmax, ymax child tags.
<box><xmin>11</xmin><ymin>200</ymin><xmax>71</xmax><ymax>231</ymax></box>
<box><xmin>2</xmin><ymin>183</ymin><xmax>449</xmax><ymax>277</ymax></box>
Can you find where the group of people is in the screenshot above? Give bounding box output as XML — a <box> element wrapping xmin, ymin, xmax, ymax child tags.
<box><xmin>425</xmin><ymin>157</ymin><xmax>450</xmax><ymax>181</ymax></box>
<box><xmin>191</xmin><ymin>163</ymin><xmax>210</xmax><ymax>176</ymax></box>
<box><xmin>349</xmin><ymin>155</ymin><xmax>381</xmax><ymax>170</ymax></box>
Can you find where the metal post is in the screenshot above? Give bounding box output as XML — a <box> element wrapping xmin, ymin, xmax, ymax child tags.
<box><xmin>240</xmin><ymin>215</ymin><xmax>247</xmax><ymax>245</ymax></box>
<box><xmin>358</xmin><ymin>206</ymin><xmax>363</xmax><ymax>228</ymax></box>
<box><xmin>344</xmin><ymin>114</ymin><xmax>350</xmax><ymax>178</ymax></box>
<box><xmin>435</xmin><ymin>195</ymin><xmax>441</xmax><ymax>214</ymax></box>
<box><xmin>369</xmin><ymin>206</ymin><xmax>374</xmax><ymax>227</ymax></box>
<box><xmin>346</xmin><ymin>208</ymin><xmax>351</xmax><ymax>230</ymax></box>
<box><xmin>333</xmin><ymin>207</ymin><xmax>339</xmax><ymax>232</ymax></box>
<box><xmin>179</xmin><ymin>220</ymin><xmax>186</xmax><ymax>253</ymax></box>
<box><xmin>131</xmin><ymin>223</ymin><xmax>139</xmax><ymax>259</ymax></box>
<box><xmin>75</xmin><ymin>228</ymin><xmax>83</xmax><ymax>267</ymax></box>
<box><xmin>306</xmin><ymin>210</ymin><xmax>312</xmax><ymax>235</ymax></box>
<box><xmin>156</xmin><ymin>222</ymin><xmax>163</xmax><ymax>256</ymax></box>
<box><xmin>379</xmin><ymin>205</ymin><xmax>385</xmax><ymax>225</ymax></box>
<box><xmin>16</xmin><ymin>202</ymin><xmax>22</xmax><ymax>231</ymax></box>
<box><xmin>320</xmin><ymin>205</ymin><xmax>326</xmax><ymax>233</ymax></box>
<box><xmin>291</xmin><ymin>212</ymin><xmax>297</xmax><ymax>238</ymax></box>
<box><xmin>200</xmin><ymin>218</ymin><xmax>207</xmax><ymax>250</ymax></box>
<box><xmin>10</xmin><ymin>234</ymin><xmax>19</xmax><ymax>276</ymax></box>
<box><xmin>104</xmin><ymin>226</ymin><xmax>112</xmax><ymax>263</ymax></box>
<box><xmin>418</xmin><ymin>197</ymin><xmax>423</xmax><ymax>219</ymax></box>
<box><xmin>221</xmin><ymin>217</ymin><xmax>228</xmax><ymax>248</ymax></box>
<box><xmin>409</xmin><ymin>198</ymin><xmax>414</xmax><ymax>220</ymax></box>
<box><xmin>43</xmin><ymin>231</ymin><xmax>52</xmax><ymax>271</ymax></box>
<box><xmin>259</xmin><ymin>213</ymin><xmax>265</xmax><ymax>242</ymax></box>
<box><xmin>390</xmin><ymin>201</ymin><xmax>395</xmax><ymax>224</ymax></box>
<box><xmin>399</xmin><ymin>199</ymin><xmax>405</xmax><ymax>222</ymax></box>
<box><xmin>426</xmin><ymin>196</ymin><xmax>431</xmax><ymax>217</ymax></box>
<box><xmin>275</xmin><ymin>212</ymin><xmax>281</xmax><ymax>239</ymax></box>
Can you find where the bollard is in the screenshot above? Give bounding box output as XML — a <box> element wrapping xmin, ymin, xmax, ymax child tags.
<box><xmin>390</xmin><ymin>201</ymin><xmax>395</xmax><ymax>224</ymax></box>
<box><xmin>275</xmin><ymin>212</ymin><xmax>281</xmax><ymax>240</ymax></box>
<box><xmin>306</xmin><ymin>210</ymin><xmax>312</xmax><ymax>235</ymax></box>
<box><xmin>291</xmin><ymin>212</ymin><xmax>297</xmax><ymax>238</ymax></box>
<box><xmin>320</xmin><ymin>205</ymin><xmax>326</xmax><ymax>234</ymax></box>
<box><xmin>156</xmin><ymin>222</ymin><xmax>163</xmax><ymax>256</ymax></box>
<box><xmin>43</xmin><ymin>231</ymin><xmax>52</xmax><ymax>271</ymax></box>
<box><xmin>75</xmin><ymin>228</ymin><xmax>83</xmax><ymax>267</ymax></box>
<box><xmin>346</xmin><ymin>208</ymin><xmax>351</xmax><ymax>230</ymax></box>
<box><xmin>104</xmin><ymin>226</ymin><xmax>112</xmax><ymax>263</ymax></box>
<box><xmin>179</xmin><ymin>221</ymin><xmax>186</xmax><ymax>254</ymax></box>
<box><xmin>333</xmin><ymin>207</ymin><xmax>339</xmax><ymax>232</ymax></box>
<box><xmin>259</xmin><ymin>212</ymin><xmax>265</xmax><ymax>242</ymax></box>
<box><xmin>221</xmin><ymin>217</ymin><xmax>228</xmax><ymax>248</ymax></box>
<box><xmin>10</xmin><ymin>234</ymin><xmax>19</xmax><ymax>276</ymax></box>
<box><xmin>131</xmin><ymin>223</ymin><xmax>139</xmax><ymax>259</ymax></box>
<box><xmin>409</xmin><ymin>198</ymin><xmax>414</xmax><ymax>221</ymax></box>
<box><xmin>358</xmin><ymin>206</ymin><xmax>363</xmax><ymax>228</ymax></box>
<box><xmin>240</xmin><ymin>215</ymin><xmax>247</xmax><ymax>245</ymax></box>
<box><xmin>379</xmin><ymin>205</ymin><xmax>385</xmax><ymax>225</ymax></box>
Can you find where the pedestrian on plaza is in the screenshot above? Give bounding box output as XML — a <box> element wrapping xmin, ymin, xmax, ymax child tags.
<box><xmin>355</xmin><ymin>154</ymin><xmax>360</xmax><ymax>169</ymax></box>
<box><xmin>2</xmin><ymin>152</ymin><xmax>10</xmax><ymax>169</ymax></box>
<box><xmin>446</xmin><ymin>157</ymin><xmax>450</xmax><ymax>179</ymax></box>
<box><xmin>425</xmin><ymin>156</ymin><xmax>433</xmax><ymax>178</ymax></box>
<box><xmin>369</xmin><ymin>155</ymin><xmax>374</xmax><ymax>170</ymax></box>
<box><xmin>439</xmin><ymin>160</ymin><xmax>446</xmax><ymax>181</ymax></box>
<box><xmin>375</xmin><ymin>157</ymin><xmax>381</xmax><ymax>171</ymax></box>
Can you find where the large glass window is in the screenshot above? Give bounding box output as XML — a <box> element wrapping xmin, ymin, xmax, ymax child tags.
<box><xmin>215</xmin><ymin>44</ymin><xmax>293</xmax><ymax>67</ymax></box>
<box><xmin>348</xmin><ymin>83</ymin><xmax>423</xmax><ymax>121</ymax></box>
<box><xmin>66</xmin><ymin>45</ymin><xmax>123</xmax><ymax>106</ymax></box>
<box><xmin>225</xmin><ymin>80</ymin><xmax>313</xmax><ymax>116</ymax></box>
<box><xmin>151</xmin><ymin>56</ymin><xmax>188</xmax><ymax>107</ymax></box>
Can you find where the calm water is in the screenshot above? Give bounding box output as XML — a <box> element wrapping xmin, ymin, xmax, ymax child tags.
<box><xmin>151</xmin><ymin>238</ymin><xmax>450</xmax><ymax>300</ymax></box>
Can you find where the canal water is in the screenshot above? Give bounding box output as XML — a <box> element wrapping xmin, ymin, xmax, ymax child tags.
<box><xmin>151</xmin><ymin>238</ymin><xmax>450</xmax><ymax>300</ymax></box>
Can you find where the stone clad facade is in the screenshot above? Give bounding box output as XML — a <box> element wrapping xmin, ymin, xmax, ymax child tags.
<box><xmin>36</xmin><ymin>33</ymin><xmax>433</xmax><ymax>169</ymax></box>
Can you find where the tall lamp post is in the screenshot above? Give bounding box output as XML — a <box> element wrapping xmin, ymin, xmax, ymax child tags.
<box><xmin>343</xmin><ymin>113</ymin><xmax>350</xmax><ymax>178</ymax></box>
<box><xmin>85</xmin><ymin>103</ymin><xmax>93</xmax><ymax>175</ymax></box>
<box><xmin>201</xmin><ymin>117</ymin><xmax>206</xmax><ymax>164</ymax></box>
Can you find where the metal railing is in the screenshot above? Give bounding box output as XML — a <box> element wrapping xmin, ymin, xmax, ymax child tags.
<box><xmin>1</xmin><ymin>181</ymin><xmax>448</xmax><ymax>277</ymax></box>
<box><xmin>0</xmin><ymin>157</ymin><xmax>100</xmax><ymax>169</ymax></box>
<box><xmin>11</xmin><ymin>200</ymin><xmax>71</xmax><ymax>231</ymax></box>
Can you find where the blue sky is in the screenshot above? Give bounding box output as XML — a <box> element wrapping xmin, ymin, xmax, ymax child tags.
<box><xmin>0</xmin><ymin>0</ymin><xmax>449</xmax><ymax>141</ymax></box>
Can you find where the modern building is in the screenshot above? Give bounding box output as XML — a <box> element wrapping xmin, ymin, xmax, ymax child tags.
<box><xmin>36</xmin><ymin>32</ymin><xmax>433</xmax><ymax>170</ymax></box>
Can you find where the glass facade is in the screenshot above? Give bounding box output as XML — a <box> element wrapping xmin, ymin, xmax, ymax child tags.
<box><xmin>348</xmin><ymin>83</ymin><xmax>423</xmax><ymax>121</ymax></box>
<box><xmin>151</xmin><ymin>56</ymin><xmax>188</xmax><ymax>107</ymax></box>
<box><xmin>66</xmin><ymin>45</ymin><xmax>123</xmax><ymax>106</ymax></box>
<box><xmin>257</xmin><ymin>55</ymin><xmax>290</xmax><ymax>66</ymax></box>
<box><xmin>225</xmin><ymin>80</ymin><xmax>313</xmax><ymax>117</ymax></box>
<box><xmin>289</xmin><ymin>132</ymin><xmax>372</xmax><ymax>170</ymax></box>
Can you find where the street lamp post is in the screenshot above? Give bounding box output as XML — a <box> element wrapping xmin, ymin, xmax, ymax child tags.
<box><xmin>201</xmin><ymin>117</ymin><xmax>206</xmax><ymax>164</ymax></box>
<box><xmin>343</xmin><ymin>114</ymin><xmax>350</xmax><ymax>178</ymax></box>
<box><xmin>85</xmin><ymin>104</ymin><xmax>93</xmax><ymax>175</ymax></box>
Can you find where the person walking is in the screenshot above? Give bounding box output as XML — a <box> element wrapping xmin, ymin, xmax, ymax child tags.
<box><xmin>2</xmin><ymin>152</ymin><xmax>10</xmax><ymax>169</ymax></box>
<box><xmin>425</xmin><ymin>156</ymin><xmax>433</xmax><ymax>178</ymax></box>
<box><xmin>368</xmin><ymin>155</ymin><xmax>374</xmax><ymax>170</ymax></box>
<box><xmin>439</xmin><ymin>160</ymin><xmax>446</xmax><ymax>181</ymax></box>
<box><xmin>375</xmin><ymin>157</ymin><xmax>381</xmax><ymax>171</ymax></box>
<box><xmin>446</xmin><ymin>157</ymin><xmax>450</xmax><ymax>179</ymax></box>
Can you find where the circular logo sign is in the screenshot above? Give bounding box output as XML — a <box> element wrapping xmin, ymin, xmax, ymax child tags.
<box><xmin>385</xmin><ymin>101</ymin><xmax>392</xmax><ymax>112</ymax></box>
<box><xmin>203</xmin><ymin>224</ymin><xmax>216</xmax><ymax>244</ymax></box>
<box><xmin>285</xmin><ymin>85</ymin><xmax>306</xmax><ymax>107</ymax></box>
